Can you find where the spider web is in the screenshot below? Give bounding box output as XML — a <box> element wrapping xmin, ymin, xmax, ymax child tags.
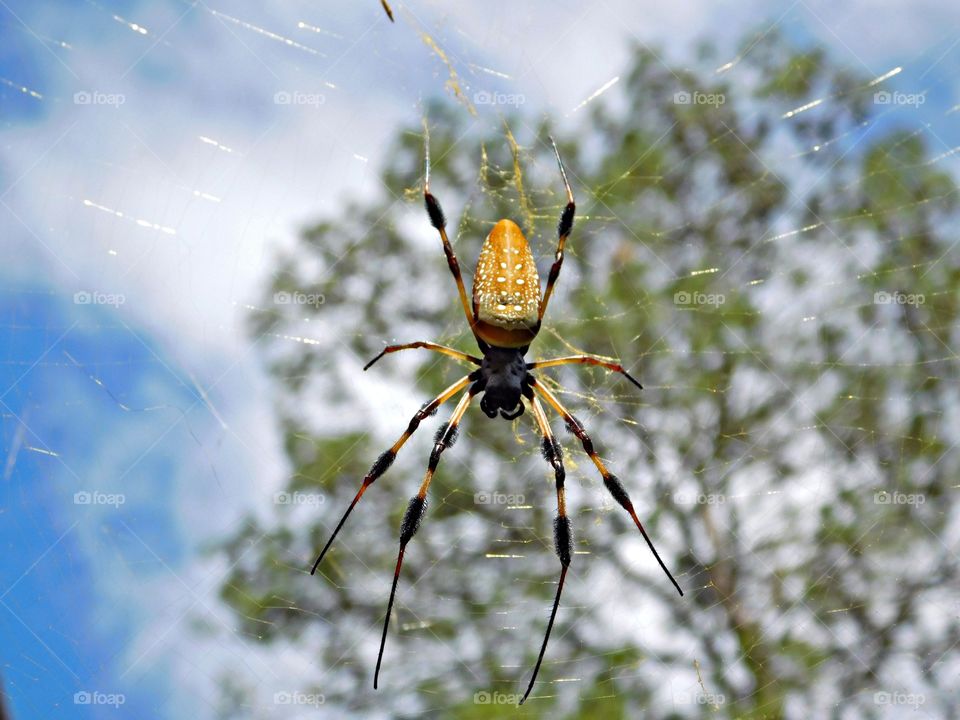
<box><xmin>1</xmin><ymin>2</ymin><xmax>959</xmax><ymax>719</ymax></box>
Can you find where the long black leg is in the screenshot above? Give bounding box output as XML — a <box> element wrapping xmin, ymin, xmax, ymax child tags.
<box><xmin>528</xmin><ymin>354</ymin><xmax>642</xmax><ymax>390</ymax></box>
<box><xmin>364</xmin><ymin>341</ymin><xmax>481</xmax><ymax>371</ymax></box>
<box><xmin>423</xmin><ymin>123</ymin><xmax>476</xmax><ymax>330</ymax></box>
<box><xmin>374</xmin><ymin>388</ymin><xmax>476</xmax><ymax>688</ymax></box>
<box><xmin>531</xmin><ymin>378</ymin><xmax>683</xmax><ymax>597</ymax></box>
<box><xmin>519</xmin><ymin>392</ymin><xmax>572</xmax><ymax>705</ymax></box>
<box><xmin>310</xmin><ymin>373</ymin><xmax>476</xmax><ymax>575</ymax></box>
<box><xmin>537</xmin><ymin>138</ymin><xmax>576</xmax><ymax>324</ymax></box>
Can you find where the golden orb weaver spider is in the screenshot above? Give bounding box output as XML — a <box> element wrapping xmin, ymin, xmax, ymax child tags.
<box><xmin>310</xmin><ymin>130</ymin><xmax>683</xmax><ymax>705</ymax></box>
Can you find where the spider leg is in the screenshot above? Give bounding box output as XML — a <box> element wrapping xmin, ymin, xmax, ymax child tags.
<box><xmin>375</xmin><ymin>387</ymin><xmax>477</xmax><ymax>688</ymax></box>
<box><xmin>528</xmin><ymin>354</ymin><xmax>643</xmax><ymax>390</ymax></box>
<box><xmin>537</xmin><ymin>137</ymin><xmax>576</xmax><ymax>325</ymax></box>
<box><xmin>530</xmin><ymin>378</ymin><xmax>683</xmax><ymax>597</ymax></box>
<box><xmin>310</xmin><ymin>372</ymin><xmax>478</xmax><ymax>575</ymax></box>
<box><xmin>364</xmin><ymin>341</ymin><xmax>481</xmax><ymax>371</ymax></box>
<box><xmin>519</xmin><ymin>391</ymin><xmax>572</xmax><ymax>705</ymax></box>
<box><xmin>423</xmin><ymin>123</ymin><xmax>476</xmax><ymax>331</ymax></box>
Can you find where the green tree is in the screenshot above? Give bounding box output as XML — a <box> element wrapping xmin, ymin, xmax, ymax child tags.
<box><xmin>218</xmin><ymin>30</ymin><xmax>959</xmax><ymax>719</ymax></box>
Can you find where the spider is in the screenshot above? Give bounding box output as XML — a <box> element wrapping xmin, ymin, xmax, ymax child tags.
<box><xmin>310</xmin><ymin>131</ymin><xmax>683</xmax><ymax>705</ymax></box>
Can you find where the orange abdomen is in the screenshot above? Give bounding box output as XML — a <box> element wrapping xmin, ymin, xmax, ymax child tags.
<box><xmin>472</xmin><ymin>220</ymin><xmax>542</xmax><ymax>347</ymax></box>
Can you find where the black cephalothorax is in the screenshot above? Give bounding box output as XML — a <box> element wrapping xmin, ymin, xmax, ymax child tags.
<box><xmin>473</xmin><ymin>342</ymin><xmax>530</xmax><ymax>420</ymax></box>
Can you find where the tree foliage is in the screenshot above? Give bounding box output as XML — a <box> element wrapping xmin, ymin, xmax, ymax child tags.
<box><xmin>218</xmin><ymin>29</ymin><xmax>959</xmax><ymax>719</ymax></box>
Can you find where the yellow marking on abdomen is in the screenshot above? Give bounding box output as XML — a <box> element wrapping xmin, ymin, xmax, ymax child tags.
<box><xmin>472</xmin><ymin>219</ymin><xmax>541</xmax><ymax>331</ymax></box>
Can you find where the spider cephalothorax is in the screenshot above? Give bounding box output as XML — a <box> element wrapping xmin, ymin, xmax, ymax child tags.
<box><xmin>475</xmin><ymin>343</ymin><xmax>530</xmax><ymax>419</ymax></box>
<box><xmin>311</xmin><ymin>130</ymin><xmax>682</xmax><ymax>705</ymax></box>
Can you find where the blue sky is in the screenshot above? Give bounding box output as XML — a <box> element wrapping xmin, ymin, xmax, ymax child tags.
<box><xmin>0</xmin><ymin>290</ymin><xmax>189</xmax><ymax>717</ymax></box>
<box><xmin>1</xmin><ymin>1</ymin><xmax>958</xmax><ymax>718</ymax></box>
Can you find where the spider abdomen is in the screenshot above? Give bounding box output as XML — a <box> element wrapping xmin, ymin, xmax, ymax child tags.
<box><xmin>472</xmin><ymin>220</ymin><xmax>541</xmax><ymax>347</ymax></box>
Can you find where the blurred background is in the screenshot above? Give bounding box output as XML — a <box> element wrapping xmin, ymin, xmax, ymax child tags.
<box><xmin>2</xmin><ymin>1</ymin><xmax>959</xmax><ymax>718</ymax></box>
